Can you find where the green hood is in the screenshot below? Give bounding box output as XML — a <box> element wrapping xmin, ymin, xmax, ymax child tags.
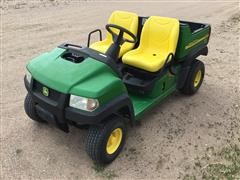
<box><xmin>27</xmin><ymin>48</ymin><xmax>127</xmax><ymax>104</ymax></box>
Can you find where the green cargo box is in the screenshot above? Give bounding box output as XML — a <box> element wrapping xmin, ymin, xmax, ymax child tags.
<box><xmin>176</xmin><ymin>21</ymin><xmax>211</xmax><ymax>59</ymax></box>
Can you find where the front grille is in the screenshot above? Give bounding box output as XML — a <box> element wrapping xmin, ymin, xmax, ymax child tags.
<box><xmin>33</xmin><ymin>80</ymin><xmax>61</xmax><ymax>101</ymax></box>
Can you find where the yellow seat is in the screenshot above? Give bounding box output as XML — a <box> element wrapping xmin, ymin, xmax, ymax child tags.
<box><xmin>90</xmin><ymin>11</ymin><xmax>138</xmax><ymax>58</ymax></box>
<box><xmin>122</xmin><ymin>16</ymin><xmax>179</xmax><ymax>72</ymax></box>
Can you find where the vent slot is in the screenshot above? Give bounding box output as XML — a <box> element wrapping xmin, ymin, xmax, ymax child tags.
<box><xmin>61</xmin><ymin>52</ymin><xmax>86</xmax><ymax>63</ymax></box>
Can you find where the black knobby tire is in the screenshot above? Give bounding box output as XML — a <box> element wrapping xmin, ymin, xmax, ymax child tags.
<box><xmin>85</xmin><ymin>116</ymin><xmax>126</xmax><ymax>164</ymax></box>
<box><xmin>179</xmin><ymin>60</ymin><xmax>205</xmax><ymax>95</ymax></box>
<box><xmin>24</xmin><ymin>93</ymin><xmax>45</xmax><ymax>122</ymax></box>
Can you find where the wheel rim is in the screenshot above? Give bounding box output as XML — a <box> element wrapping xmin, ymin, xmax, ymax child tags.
<box><xmin>106</xmin><ymin>128</ymin><xmax>123</xmax><ymax>154</ymax></box>
<box><xmin>194</xmin><ymin>70</ymin><xmax>202</xmax><ymax>87</ymax></box>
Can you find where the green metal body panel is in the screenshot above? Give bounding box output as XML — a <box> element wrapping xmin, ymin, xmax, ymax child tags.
<box><xmin>27</xmin><ymin>48</ymin><xmax>127</xmax><ymax>105</ymax></box>
<box><xmin>129</xmin><ymin>71</ymin><xmax>178</xmax><ymax>119</ymax></box>
<box><xmin>175</xmin><ymin>23</ymin><xmax>210</xmax><ymax>59</ymax></box>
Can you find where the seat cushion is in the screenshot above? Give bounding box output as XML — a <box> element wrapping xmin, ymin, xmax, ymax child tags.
<box><xmin>123</xmin><ymin>49</ymin><xmax>168</xmax><ymax>72</ymax></box>
<box><xmin>90</xmin><ymin>39</ymin><xmax>134</xmax><ymax>57</ymax></box>
<box><xmin>122</xmin><ymin>16</ymin><xmax>179</xmax><ymax>72</ymax></box>
<box><xmin>90</xmin><ymin>11</ymin><xmax>138</xmax><ymax>58</ymax></box>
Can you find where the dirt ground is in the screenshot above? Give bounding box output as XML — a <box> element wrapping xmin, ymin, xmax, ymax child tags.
<box><xmin>1</xmin><ymin>0</ymin><xmax>240</xmax><ymax>179</ymax></box>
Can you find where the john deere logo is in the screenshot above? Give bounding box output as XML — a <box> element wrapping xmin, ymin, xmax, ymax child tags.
<box><xmin>42</xmin><ymin>87</ymin><xmax>49</xmax><ymax>96</ymax></box>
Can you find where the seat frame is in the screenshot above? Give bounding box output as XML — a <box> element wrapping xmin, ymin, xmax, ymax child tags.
<box><xmin>120</xmin><ymin>45</ymin><xmax>208</xmax><ymax>94</ymax></box>
<box><xmin>121</xmin><ymin>54</ymin><xmax>176</xmax><ymax>94</ymax></box>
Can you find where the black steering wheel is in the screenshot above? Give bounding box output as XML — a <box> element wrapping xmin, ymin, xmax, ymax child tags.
<box><xmin>106</xmin><ymin>24</ymin><xmax>137</xmax><ymax>45</ymax></box>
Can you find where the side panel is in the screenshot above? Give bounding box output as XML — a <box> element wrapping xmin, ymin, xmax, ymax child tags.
<box><xmin>129</xmin><ymin>72</ymin><xmax>177</xmax><ymax>119</ymax></box>
<box><xmin>175</xmin><ymin>23</ymin><xmax>211</xmax><ymax>59</ymax></box>
<box><xmin>150</xmin><ymin>72</ymin><xmax>176</xmax><ymax>98</ymax></box>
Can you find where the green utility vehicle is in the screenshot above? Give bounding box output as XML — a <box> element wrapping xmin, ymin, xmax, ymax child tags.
<box><xmin>24</xmin><ymin>11</ymin><xmax>211</xmax><ymax>164</ymax></box>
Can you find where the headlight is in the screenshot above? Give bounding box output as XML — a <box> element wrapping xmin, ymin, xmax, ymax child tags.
<box><xmin>69</xmin><ymin>95</ymin><xmax>99</xmax><ymax>112</ymax></box>
<box><xmin>26</xmin><ymin>69</ymin><xmax>32</xmax><ymax>84</ymax></box>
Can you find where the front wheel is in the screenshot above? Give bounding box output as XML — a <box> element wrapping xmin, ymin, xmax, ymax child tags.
<box><xmin>24</xmin><ymin>93</ymin><xmax>45</xmax><ymax>123</ymax></box>
<box><xmin>179</xmin><ymin>60</ymin><xmax>205</xmax><ymax>95</ymax></box>
<box><xmin>85</xmin><ymin>116</ymin><xmax>126</xmax><ymax>164</ymax></box>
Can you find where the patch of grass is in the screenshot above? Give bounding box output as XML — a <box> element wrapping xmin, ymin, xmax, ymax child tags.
<box><xmin>126</xmin><ymin>147</ymin><xmax>140</xmax><ymax>161</ymax></box>
<box><xmin>229</xmin><ymin>12</ymin><xmax>240</xmax><ymax>24</ymax></box>
<box><xmin>16</xmin><ymin>148</ymin><xmax>23</xmax><ymax>154</ymax></box>
<box><xmin>128</xmin><ymin>147</ymin><xmax>137</xmax><ymax>154</ymax></box>
<box><xmin>92</xmin><ymin>164</ymin><xmax>118</xmax><ymax>180</ymax></box>
<box><xmin>183</xmin><ymin>144</ymin><xmax>240</xmax><ymax>179</ymax></box>
<box><xmin>156</xmin><ymin>157</ymin><xmax>165</xmax><ymax>170</ymax></box>
<box><xmin>102</xmin><ymin>170</ymin><xmax>118</xmax><ymax>180</ymax></box>
<box><xmin>183</xmin><ymin>174</ymin><xmax>197</xmax><ymax>180</ymax></box>
<box><xmin>92</xmin><ymin>164</ymin><xmax>105</xmax><ymax>173</ymax></box>
<box><xmin>201</xmin><ymin>144</ymin><xmax>240</xmax><ymax>179</ymax></box>
<box><xmin>194</xmin><ymin>161</ymin><xmax>202</xmax><ymax>168</ymax></box>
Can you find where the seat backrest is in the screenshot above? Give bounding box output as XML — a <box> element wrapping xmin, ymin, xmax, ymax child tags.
<box><xmin>106</xmin><ymin>11</ymin><xmax>138</xmax><ymax>43</ymax></box>
<box><xmin>139</xmin><ymin>16</ymin><xmax>179</xmax><ymax>55</ymax></box>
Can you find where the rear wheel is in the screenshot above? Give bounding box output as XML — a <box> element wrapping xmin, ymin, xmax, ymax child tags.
<box><xmin>179</xmin><ymin>60</ymin><xmax>205</xmax><ymax>95</ymax></box>
<box><xmin>24</xmin><ymin>93</ymin><xmax>45</xmax><ymax>123</ymax></box>
<box><xmin>85</xmin><ymin>116</ymin><xmax>126</xmax><ymax>164</ymax></box>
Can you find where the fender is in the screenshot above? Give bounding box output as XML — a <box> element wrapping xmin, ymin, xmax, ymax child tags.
<box><xmin>176</xmin><ymin>46</ymin><xmax>208</xmax><ymax>89</ymax></box>
<box><xmin>65</xmin><ymin>94</ymin><xmax>134</xmax><ymax>126</ymax></box>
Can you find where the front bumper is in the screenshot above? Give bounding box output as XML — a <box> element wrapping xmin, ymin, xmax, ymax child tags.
<box><xmin>24</xmin><ymin>77</ymin><xmax>105</xmax><ymax>132</ymax></box>
<box><xmin>24</xmin><ymin>77</ymin><xmax>132</xmax><ymax>132</ymax></box>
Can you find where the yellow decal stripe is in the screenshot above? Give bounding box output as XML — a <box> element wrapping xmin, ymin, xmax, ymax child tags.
<box><xmin>185</xmin><ymin>34</ymin><xmax>209</xmax><ymax>50</ymax></box>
